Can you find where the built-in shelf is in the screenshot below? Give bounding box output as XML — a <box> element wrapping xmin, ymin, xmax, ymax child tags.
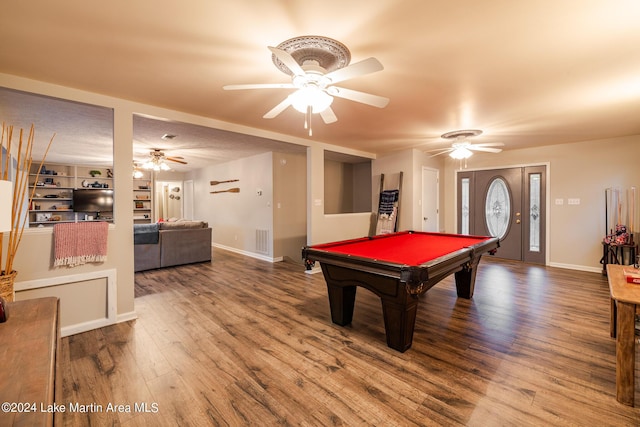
<box><xmin>28</xmin><ymin>163</ymin><xmax>114</xmax><ymax>227</ymax></box>
<box><xmin>133</xmin><ymin>170</ymin><xmax>153</xmax><ymax>223</ymax></box>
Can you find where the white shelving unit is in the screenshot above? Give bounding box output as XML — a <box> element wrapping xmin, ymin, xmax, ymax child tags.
<box><xmin>133</xmin><ymin>169</ymin><xmax>153</xmax><ymax>223</ymax></box>
<box><xmin>28</xmin><ymin>163</ymin><xmax>114</xmax><ymax>227</ymax></box>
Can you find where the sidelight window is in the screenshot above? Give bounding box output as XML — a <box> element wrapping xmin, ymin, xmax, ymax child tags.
<box><xmin>529</xmin><ymin>173</ymin><xmax>541</xmax><ymax>252</ymax></box>
<box><xmin>461</xmin><ymin>178</ymin><xmax>470</xmax><ymax>234</ymax></box>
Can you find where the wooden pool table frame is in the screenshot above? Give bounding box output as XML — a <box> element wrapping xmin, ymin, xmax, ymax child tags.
<box><xmin>302</xmin><ymin>231</ymin><xmax>499</xmax><ymax>352</ymax></box>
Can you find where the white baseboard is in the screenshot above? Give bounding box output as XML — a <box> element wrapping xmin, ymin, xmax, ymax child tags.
<box><xmin>212</xmin><ymin>243</ymin><xmax>283</xmax><ymax>263</ymax></box>
<box><xmin>548</xmin><ymin>262</ymin><xmax>602</xmax><ymax>274</ymax></box>
<box><xmin>117</xmin><ymin>310</ymin><xmax>138</xmax><ymax>324</ymax></box>
<box><xmin>61</xmin><ymin>318</ymin><xmax>112</xmax><ymax>337</ymax></box>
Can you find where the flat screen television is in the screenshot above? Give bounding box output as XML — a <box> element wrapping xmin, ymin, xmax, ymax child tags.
<box><xmin>73</xmin><ymin>189</ymin><xmax>114</xmax><ymax>214</ymax></box>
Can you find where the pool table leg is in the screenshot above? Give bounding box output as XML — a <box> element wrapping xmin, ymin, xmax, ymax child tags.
<box><xmin>380</xmin><ymin>296</ymin><xmax>419</xmax><ymax>352</ymax></box>
<box><xmin>325</xmin><ymin>282</ymin><xmax>418</xmax><ymax>353</ymax></box>
<box><xmin>454</xmin><ymin>263</ymin><xmax>479</xmax><ymax>298</ymax></box>
<box><xmin>326</xmin><ymin>283</ymin><xmax>357</xmax><ymax>326</ymax></box>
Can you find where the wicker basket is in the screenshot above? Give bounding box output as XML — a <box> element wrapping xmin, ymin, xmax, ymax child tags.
<box><xmin>0</xmin><ymin>271</ymin><xmax>17</xmax><ymax>302</ymax></box>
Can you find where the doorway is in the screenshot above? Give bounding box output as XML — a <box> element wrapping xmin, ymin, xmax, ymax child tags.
<box><xmin>457</xmin><ymin>166</ymin><xmax>546</xmax><ymax>263</ymax></box>
<box><xmin>155</xmin><ymin>181</ymin><xmax>183</xmax><ymax>221</ymax></box>
<box><xmin>421</xmin><ymin>167</ymin><xmax>439</xmax><ymax>232</ymax></box>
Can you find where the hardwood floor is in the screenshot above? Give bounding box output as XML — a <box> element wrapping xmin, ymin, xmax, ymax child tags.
<box><xmin>58</xmin><ymin>249</ymin><xmax>640</xmax><ymax>426</ymax></box>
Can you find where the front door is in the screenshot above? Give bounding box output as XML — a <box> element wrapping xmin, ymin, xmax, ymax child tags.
<box><xmin>475</xmin><ymin>168</ymin><xmax>522</xmax><ymax>260</ymax></box>
<box><xmin>458</xmin><ymin>166</ymin><xmax>546</xmax><ymax>263</ymax></box>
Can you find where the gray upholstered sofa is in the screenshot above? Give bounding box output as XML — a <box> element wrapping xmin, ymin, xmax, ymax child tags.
<box><xmin>134</xmin><ymin>221</ymin><xmax>212</xmax><ymax>272</ymax></box>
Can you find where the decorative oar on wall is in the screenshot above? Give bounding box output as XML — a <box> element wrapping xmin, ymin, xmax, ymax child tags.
<box><xmin>210</xmin><ymin>187</ymin><xmax>240</xmax><ymax>194</ymax></box>
<box><xmin>210</xmin><ymin>179</ymin><xmax>239</xmax><ymax>186</ymax></box>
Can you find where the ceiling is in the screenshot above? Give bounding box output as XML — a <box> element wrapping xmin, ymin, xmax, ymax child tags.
<box><xmin>1</xmin><ymin>1</ymin><xmax>639</xmax><ymax>171</ymax></box>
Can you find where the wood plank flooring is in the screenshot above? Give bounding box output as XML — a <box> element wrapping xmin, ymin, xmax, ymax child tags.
<box><xmin>58</xmin><ymin>249</ymin><xmax>640</xmax><ymax>426</ymax></box>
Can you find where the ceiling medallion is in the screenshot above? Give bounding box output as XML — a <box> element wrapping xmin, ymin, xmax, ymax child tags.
<box><xmin>272</xmin><ymin>36</ymin><xmax>351</xmax><ymax>75</ymax></box>
<box><xmin>441</xmin><ymin>129</ymin><xmax>483</xmax><ymax>140</ymax></box>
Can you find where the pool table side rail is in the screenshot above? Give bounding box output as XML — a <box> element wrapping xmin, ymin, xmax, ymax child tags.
<box><xmin>302</xmin><ymin>236</ymin><xmax>499</xmax><ymax>291</ymax></box>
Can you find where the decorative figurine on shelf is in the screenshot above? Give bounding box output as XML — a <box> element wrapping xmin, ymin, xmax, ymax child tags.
<box><xmin>106</xmin><ymin>168</ymin><xmax>113</xmax><ymax>178</ymax></box>
<box><xmin>89</xmin><ymin>170</ymin><xmax>101</xmax><ymax>177</ymax></box>
<box><xmin>603</xmin><ymin>224</ymin><xmax>630</xmax><ymax>245</ymax></box>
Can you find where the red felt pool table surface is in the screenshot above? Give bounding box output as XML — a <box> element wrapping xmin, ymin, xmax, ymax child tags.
<box><xmin>310</xmin><ymin>231</ymin><xmax>493</xmax><ymax>266</ymax></box>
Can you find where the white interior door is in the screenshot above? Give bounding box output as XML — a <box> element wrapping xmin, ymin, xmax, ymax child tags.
<box><xmin>421</xmin><ymin>167</ymin><xmax>439</xmax><ymax>232</ymax></box>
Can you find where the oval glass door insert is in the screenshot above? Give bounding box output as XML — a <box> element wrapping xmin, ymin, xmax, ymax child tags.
<box><xmin>485</xmin><ymin>177</ymin><xmax>510</xmax><ymax>239</ymax></box>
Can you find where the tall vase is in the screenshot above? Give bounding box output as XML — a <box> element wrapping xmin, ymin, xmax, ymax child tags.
<box><xmin>0</xmin><ymin>270</ymin><xmax>17</xmax><ymax>302</ymax></box>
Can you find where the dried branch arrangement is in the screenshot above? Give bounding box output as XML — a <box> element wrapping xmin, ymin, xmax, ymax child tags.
<box><xmin>1</xmin><ymin>123</ymin><xmax>55</xmax><ymax>275</ymax></box>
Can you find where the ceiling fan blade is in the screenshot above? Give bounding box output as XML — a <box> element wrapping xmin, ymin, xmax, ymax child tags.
<box><xmin>268</xmin><ymin>46</ymin><xmax>305</xmax><ymax>76</ymax></box>
<box><xmin>469</xmin><ymin>146</ymin><xmax>502</xmax><ymax>153</ymax></box>
<box><xmin>428</xmin><ymin>148</ymin><xmax>454</xmax><ymax>157</ymax></box>
<box><xmin>320</xmin><ymin>106</ymin><xmax>338</xmax><ymax>124</ymax></box>
<box><xmin>166</xmin><ymin>157</ymin><xmax>188</xmax><ymax>164</ymax></box>
<box><xmin>325</xmin><ymin>57</ymin><xmax>384</xmax><ymax>84</ymax></box>
<box><xmin>429</xmin><ymin>150</ymin><xmax>453</xmax><ymax>157</ymax></box>
<box><xmin>223</xmin><ymin>83</ymin><xmax>295</xmax><ymax>90</ymax></box>
<box><xmin>472</xmin><ymin>142</ymin><xmax>505</xmax><ymax>148</ymax></box>
<box><xmin>330</xmin><ymin>86</ymin><xmax>389</xmax><ymax>108</ymax></box>
<box><xmin>263</xmin><ymin>97</ymin><xmax>292</xmax><ymax>119</ymax></box>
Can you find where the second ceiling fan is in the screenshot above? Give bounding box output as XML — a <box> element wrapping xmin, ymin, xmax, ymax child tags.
<box><xmin>142</xmin><ymin>149</ymin><xmax>187</xmax><ymax>171</ymax></box>
<box><xmin>223</xmin><ymin>36</ymin><xmax>389</xmax><ymax>135</ymax></box>
<box><xmin>429</xmin><ymin>130</ymin><xmax>504</xmax><ymax>159</ymax></box>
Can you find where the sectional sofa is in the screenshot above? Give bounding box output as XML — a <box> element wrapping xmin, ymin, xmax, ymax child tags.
<box><xmin>133</xmin><ymin>220</ymin><xmax>212</xmax><ymax>272</ymax></box>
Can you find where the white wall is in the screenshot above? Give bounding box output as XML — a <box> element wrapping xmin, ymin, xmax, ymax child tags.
<box><xmin>189</xmin><ymin>152</ymin><xmax>274</xmax><ymax>258</ymax></box>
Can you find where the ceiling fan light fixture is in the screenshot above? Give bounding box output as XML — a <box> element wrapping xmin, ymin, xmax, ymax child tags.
<box><xmin>289</xmin><ymin>87</ymin><xmax>333</xmax><ymax>113</ymax></box>
<box><xmin>142</xmin><ymin>158</ymin><xmax>170</xmax><ymax>171</ymax></box>
<box><xmin>449</xmin><ymin>147</ymin><xmax>473</xmax><ymax>159</ymax></box>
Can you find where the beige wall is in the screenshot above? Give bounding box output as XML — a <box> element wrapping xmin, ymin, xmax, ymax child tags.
<box><xmin>306</xmin><ymin>145</ymin><xmax>374</xmax><ymax>245</ymax></box>
<box><xmin>443</xmin><ymin>135</ymin><xmax>640</xmax><ymax>271</ymax></box>
<box><xmin>373</xmin><ymin>149</ymin><xmax>444</xmax><ymax>231</ymax></box>
<box><xmin>324</xmin><ymin>159</ymin><xmax>351</xmax><ymax>214</ymax></box>
<box><xmin>273</xmin><ymin>151</ymin><xmax>307</xmax><ymax>262</ymax></box>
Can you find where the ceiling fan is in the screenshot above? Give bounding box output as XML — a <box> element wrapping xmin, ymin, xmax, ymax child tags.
<box><xmin>141</xmin><ymin>149</ymin><xmax>187</xmax><ymax>171</ymax></box>
<box><xmin>223</xmin><ymin>35</ymin><xmax>389</xmax><ymax>136</ymax></box>
<box><xmin>428</xmin><ymin>130</ymin><xmax>504</xmax><ymax>160</ymax></box>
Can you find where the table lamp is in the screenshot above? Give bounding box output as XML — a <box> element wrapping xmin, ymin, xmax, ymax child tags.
<box><xmin>0</xmin><ymin>180</ymin><xmax>12</xmax><ymax>233</ymax></box>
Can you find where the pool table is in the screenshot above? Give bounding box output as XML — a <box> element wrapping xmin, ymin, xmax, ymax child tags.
<box><xmin>302</xmin><ymin>230</ymin><xmax>499</xmax><ymax>352</ymax></box>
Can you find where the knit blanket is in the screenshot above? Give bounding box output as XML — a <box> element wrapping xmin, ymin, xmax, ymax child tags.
<box><xmin>54</xmin><ymin>222</ymin><xmax>109</xmax><ymax>267</ymax></box>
